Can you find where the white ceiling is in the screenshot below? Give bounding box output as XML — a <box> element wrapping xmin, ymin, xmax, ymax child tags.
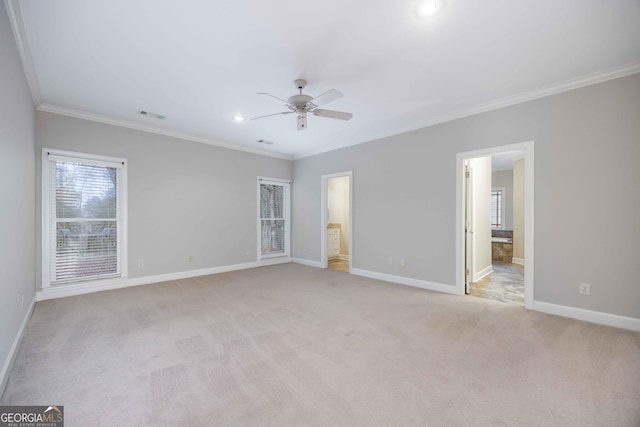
<box><xmin>9</xmin><ymin>0</ymin><xmax>640</xmax><ymax>159</ymax></box>
<box><xmin>491</xmin><ymin>151</ymin><xmax>524</xmax><ymax>172</ymax></box>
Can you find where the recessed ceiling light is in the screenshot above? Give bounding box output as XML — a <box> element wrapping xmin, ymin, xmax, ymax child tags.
<box><xmin>232</xmin><ymin>114</ymin><xmax>245</xmax><ymax>122</ymax></box>
<box><xmin>416</xmin><ymin>0</ymin><xmax>439</xmax><ymax>16</ymax></box>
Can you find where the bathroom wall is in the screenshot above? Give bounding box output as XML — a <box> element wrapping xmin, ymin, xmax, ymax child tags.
<box><xmin>491</xmin><ymin>169</ymin><xmax>514</xmax><ymax>230</ymax></box>
<box><xmin>327</xmin><ymin>176</ymin><xmax>350</xmax><ymax>257</ymax></box>
<box><xmin>513</xmin><ymin>159</ymin><xmax>525</xmax><ymax>262</ymax></box>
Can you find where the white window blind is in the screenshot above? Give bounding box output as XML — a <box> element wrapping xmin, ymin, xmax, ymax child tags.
<box><xmin>46</xmin><ymin>152</ymin><xmax>124</xmax><ymax>284</ymax></box>
<box><xmin>258</xmin><ymin>179</ymin><xmax>290</xmax><ymax>258</ymax></box>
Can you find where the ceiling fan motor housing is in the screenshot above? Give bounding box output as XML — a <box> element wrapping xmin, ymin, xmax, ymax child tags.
<box><xmin>288</xmin><ymin>94</ymin><xmax>313</xmax><ymax>108</ymax></box>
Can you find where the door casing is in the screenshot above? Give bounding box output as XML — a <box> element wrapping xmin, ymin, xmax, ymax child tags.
<box><xmin>456</xmin><ymin>141</ymin><xmax>535</xmax><ymax>308</ymax></box>
<box><xmin>321</xmin><ymin>171</ymin><xmax>353</xmax><ymax>271</ymax></box>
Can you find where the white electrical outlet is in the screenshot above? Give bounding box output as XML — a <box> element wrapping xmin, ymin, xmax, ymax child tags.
<box><xmin>579</xmin><ymin>283</ymin><xmax>591</xmax><ymax>296</ymax></box>
<box><xmin>399</xmin><ymin>259</ymin><xmax>406</xmax><ymax>266</ymax></box>
<box><xmin>137</xmin><ymin>259</ymin><xmax>144</xmax><ymax>268</ymax></box>
<box><xmin>188</xmin><ymin>255</ymin><xmax>193</xmax><ymax>263</ymax></box>
<box><xmin>21</xmin><ymin>294</ymin><xmax>24</xmax><ymax>309</ymax></box>
<box><xmin>387</xmin><ymin>257</ymin><xmax>393</xmax><ymax>266</ymax></box>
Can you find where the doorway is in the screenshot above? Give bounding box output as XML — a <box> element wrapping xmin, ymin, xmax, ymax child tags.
<box><xmin>321</xmin><ymin>172</ymin><xmax>352</xmax><ymax>272</ymax></box>
<box><xmin>456</xmin><ymin>142</ymin><xmax>534</xmax><ymax>309</ymax></box>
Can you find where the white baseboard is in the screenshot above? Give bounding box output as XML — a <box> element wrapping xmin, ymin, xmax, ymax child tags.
<box><xmin>36</xmin><ymin>257</ymin><xmax>292</xmax><ymax>301</ymax></box>
<box><xmin>472</xmin><ymin>265</ymin><xmax>493</xmax><ymax>283</ymax></box>
<box><xmin>512</xmin><ymin>257</ymin><xmax>525</xmax><ymax>266</ymax></box>
<box><xmin>292</xmin><ymin>257</ymin><xmax>323</xmax><ymax>268</ymax></box>
<box><xmin>533</xmin><ymin>301</ymin><xmax>640</xmax><ymax>332</ymax></box>
<box><xmin>351</xmin><ymin>268</ymin><xmax>458</xmax><ymax>295</ymax></box>
<box><xmin>1</xmin><ymin>295</ymin><xmax>36</xmax><ymax>398</ymax></box>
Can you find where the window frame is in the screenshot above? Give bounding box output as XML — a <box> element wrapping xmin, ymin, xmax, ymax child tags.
<box><xmin>491</xmin><ymin>187</ymin><xmax>505</xmax><ymax>230</ymax></box>
<box><xmin>257</xmin><ymin>177</ymin><xmax>291</xmax><ymax>260</ymax></box>
<box><xmin>41</xmin><ymin>148</ymin><xmax>128</xmax><ymax>288</ymax></box>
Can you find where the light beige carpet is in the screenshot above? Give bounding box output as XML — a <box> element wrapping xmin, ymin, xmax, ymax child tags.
<box><xmin>2</xmin><ymin>263</ymin><xmax>639</xmax><ymax>426</ymax></box>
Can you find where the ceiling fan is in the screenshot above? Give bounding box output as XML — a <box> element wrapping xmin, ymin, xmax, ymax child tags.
<box><xmin>252</xmin><ymin>79</ymin><xmax>353</xmax><ymax>130</ymax></box>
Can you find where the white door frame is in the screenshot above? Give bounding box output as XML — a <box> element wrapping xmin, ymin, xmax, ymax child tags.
<box><xmin>321</xmin><ymin>171</ymin><xmax>353</xmax><ymax>271</ymax></box>
<box><xmin>464</xmin><ymin>161</ymin><xmax>473</xmax><ymax>294</ymax></box>
<box><xmin>455</xmin><ymin>141</ymin><xmax>535</xmax><ymax>309</ymax></box>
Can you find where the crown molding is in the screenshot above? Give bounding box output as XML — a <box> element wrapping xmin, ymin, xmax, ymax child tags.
<box><xmin>294</xmin><ymin>62</ymin><xmax>640</xmax><ymax>159</ymax></box>
<box><xmin>37</xmin><ymin>104</ymin><xmax>293</xmax><ymax>160</ymax></box>
<box><xmin>5</xmin><ymin>0</ymin><xmax>42</xmax><ymax>106</ymax></box>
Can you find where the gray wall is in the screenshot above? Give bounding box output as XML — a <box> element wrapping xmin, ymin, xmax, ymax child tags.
<box><xmin>491</xmin><ymin>169</ymin><xmax>514</xmax><ymax>230</ymax></box>
<box><xmin>292</xmin><ymin>73</ymin><xmax>640</xmax><ymax>319</ymax></box>
<box><xmin>35</xmin><ymin>112</ymin><xmax>291</xmax><ymax>284</ymax></box>
<box><xmin>0</xmin><ymin>4</ymin><xmax>35</xmax><ymax>391</ymax></box>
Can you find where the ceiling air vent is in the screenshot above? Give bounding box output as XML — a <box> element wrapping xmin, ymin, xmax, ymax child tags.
<box><xmin>138</xmin><ymin>110</ymin><xmax>166</xmax><ymax>120</ymax></box>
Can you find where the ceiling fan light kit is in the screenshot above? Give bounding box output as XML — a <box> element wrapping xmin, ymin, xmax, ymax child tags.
<box><xmin>297</xmin><ymin>114</ymin><xmax>307</xmax><ymax>130</ymax></box>
<box><xmin>252</xmin><ymin>79</ymin><xmax>353</xmax><ymax>130</ymax></box>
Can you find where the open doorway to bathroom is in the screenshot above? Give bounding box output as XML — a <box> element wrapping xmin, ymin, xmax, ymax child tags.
<box><xmin>456</xmin><ymin>142</ymin><xmax>534</xmax><ymax>309</ymax></box>
<box><xmin>321</xmin><ymin>172</ymin><xmax>352</xmax><ymax>273</ymax></box>
<box><xmin>467</xmin><ymin>152</ymin><xmax>525</xmax><ymax>304</ymax></box>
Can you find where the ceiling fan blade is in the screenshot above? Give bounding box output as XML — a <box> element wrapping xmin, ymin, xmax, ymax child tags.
<box><xmin>257</xmin><ymin>92</ymin><xmax>290</xmax><ymax>105</ymax></box>
<box><xmin>312</xmin><ymin>109</ymin><xmax>353</xmax><ymax>121</ymax></box>
<box><xmin>251</xmin><ymin>111</ymin><xmax>293</xmax><ymax>120</ymax></box>
<box><xmin>311</xmin><ymin>89</ymin><xmax>343</xmax><ymax>107</ymax></box>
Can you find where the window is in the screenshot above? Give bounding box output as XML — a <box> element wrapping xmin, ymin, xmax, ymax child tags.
<box><xmin>258</xmin><ymin>178</ymin><xmax>290</xmax><ymax>259</ymax></box>
<box><xmin>491</xmin><ymin>188</ymin><xmax>504</xmax><ymax>229</ymax></box>
<box><xmin>42</xmin><ymin>149</ymin><xmax>127</xmax><ymax>286</ymax></box>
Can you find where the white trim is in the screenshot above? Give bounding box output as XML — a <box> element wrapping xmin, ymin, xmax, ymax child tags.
<box><xmin>533</xmin><ymin>301</ymin><xmax>640</xmax><ymax>332</ymax></box>
<box><xmin>351</xmin><ymin>268</ymin><xmax>457</xmax><ymax>295</ymax></box>
<box><xmin>472</xmin><ymin>265</ymin><xmax>493</xmax><ymax>283</ymax></box>
<box><xmin>41</xmin><ymin>148</ymin><xmax>128</xmax><ymax>288</ymax></box>
<box><xmin>456</xmin><ymin>141</ymin><xmax>535</xmax><ymax>309</ymax></box>
<box><xmin>257</xmin><ymin>176</ymin><xmax>291</xmax><ymax>184</ymax></box>
<box><xmin>512</xmin><ymin>257</ymin><xmax>525</xmax><ymax>266</ymax></box>
<box><xmin>38</xmin><ymin>104</ymin><xmax>292</xmax><ymax>160</ymax></box>
<box><xmin>4</xmin><ymin>0</ymin><xmax>41</xmax><ymax>106</ymax></box>
<box><xmin>292</xmin><ymin>257</ymin><xmax>323</xmax><ymax>268</ymax></box>
<box><xmin>37</xmin><ymin>257</ymin><xmax>291</xmax><ymax>301</ymax></box>
<box><xmin>0</xmin><ymin>295</ymin><xmax>36</xmax><ymax>397</ymax></box>
<box><xmin>294</xmin><ymin>63</ymin><xmax>640</xmax><ymax>159</ymax></box>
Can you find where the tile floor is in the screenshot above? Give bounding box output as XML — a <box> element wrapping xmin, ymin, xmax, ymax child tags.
<box><xmin>328</xmin><ymin>259</ymin><xmax>349</xmax><ymax>272</ymax></box>
<box><xmin>469</xmin><ymin>262</ymin><xmax>524</xmax><ymax>305</ymax></box>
